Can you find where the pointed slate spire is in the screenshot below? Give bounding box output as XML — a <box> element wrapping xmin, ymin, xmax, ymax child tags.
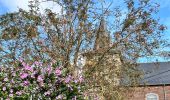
<box><xmin>94</xmin><ymin>17</ymin><xmax>110</xmax><ymax>50</ymax></box>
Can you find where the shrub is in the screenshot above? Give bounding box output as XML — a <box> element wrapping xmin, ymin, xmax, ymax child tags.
<box><xmin>0</xmin><ymin>60</ymin><xmax>84</xmax><ymax>100</ymax></box>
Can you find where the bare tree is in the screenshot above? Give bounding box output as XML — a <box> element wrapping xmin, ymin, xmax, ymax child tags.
<box><xmin>0</xmin><ymin>0</ymin><xmax>166</xmax><ymax>99</ymax></box>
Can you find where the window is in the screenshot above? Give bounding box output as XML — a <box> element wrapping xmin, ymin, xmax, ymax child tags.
<box><xmin>146</xmin><ymin>93</ymin><xmax>159</xmax><ymax>100</ymax></box>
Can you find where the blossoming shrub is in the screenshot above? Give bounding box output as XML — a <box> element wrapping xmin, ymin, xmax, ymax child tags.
<box><xmin>0</xmin><ymin>60</ymin><xmax>84</xmax><ymax>99</ymax></box>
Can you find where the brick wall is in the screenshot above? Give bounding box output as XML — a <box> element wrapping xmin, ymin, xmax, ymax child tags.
<box><xmin>128</xmin><ymin>85</ymin><xmax>170</xmax><ymax>100</ymax></box>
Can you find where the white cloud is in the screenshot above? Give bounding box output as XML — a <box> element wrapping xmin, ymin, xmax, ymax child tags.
<box><xmin>39</xmin><ymin>0</ymin><xmax>61</xmax><ymax>14</ymax></box>
<box><xmin>0</xmin><ymin>0</ymin><xmax>61</xmax><ymax>14</ymax></box>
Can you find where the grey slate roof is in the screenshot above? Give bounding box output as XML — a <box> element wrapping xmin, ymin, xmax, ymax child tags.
<box><xmin>139</xmin><ymin>62</ymin><xmax>170</xmax><ymax>86</ymax></box>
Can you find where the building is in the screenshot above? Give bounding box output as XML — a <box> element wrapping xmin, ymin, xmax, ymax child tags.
<box><xmin>82</xmin><ymin>17</ymin><xmax>122</xmax><ymax>86</ymax></box>
<box><xmin>75</xmin><ymin>16</ymin><xmax>170</xmax><ymax>100</ymax></box>
<box><xmin>129</xmin><ymin>62</ymin><xmax>170</xmax><ymax>100</ymax></box>
<box><xmin>75</xmin><ymin>17</ymin><xmax>123</xmax><ymax>99</ymax></box>
<box><xmin>76</xmin><ymin>17</ymin><xmax>170</xmax><ymax>100</ymax></box>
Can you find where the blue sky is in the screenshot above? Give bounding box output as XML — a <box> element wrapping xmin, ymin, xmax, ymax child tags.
<box><xmin>0</xmin><ymin>0</ymin><xmax>61</xmax><ymax>14</ymax></box>
<box><xmin>155</xmin><ymin>0</ymin><xmax>170</xmax><ymax>41</ymax></box>
<box><xmin>0</xmin><ymin>0</ymin><xmax>170</xmax><ymax>63</ymax></box>
<box><xmin>138</xmin><ymin>0</ymin><xmax>170</xmax><ymax>62</ymax></box>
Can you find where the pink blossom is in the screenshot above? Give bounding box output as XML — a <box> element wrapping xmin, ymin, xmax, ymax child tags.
<box><xmin>31</xmin><ymin>71</ymin><xmax>36</xmax><ymax>78</ymax></box>
<box><xmin>74</xmin><ymin>79</ymin><xmax>78</xmax><ymax>83</ymax></box>
<box><xmin>22</xmin><ymin>62</ymin><xmax>27</xmax><ymax>67</ymax></box>
<box><xmin>2</xmin><ymin>87</ymin><xmax>6</xmax><ymax>91</ymax></box>
<box><xmin>52</xmin><ymin>59</ymin><xmax>56</xmax><ymax>63</ymax></box>
<box><xmin>34</xmin><ymin>61</ymin><xmax>42</xmax><ymax>66</ymax></box>
<box><xmin>65</xmin><ymin>75</ymin><xmax>72</xmax><ymax>83</ymax></box>
<box><xmin>47</xmin><ymin>66</ymin><xmax>52</xmax><ymax>75</ymax></box>
<box><xmin>78</xmin><ymin>76</ymin><xmax>84</xmax><ymax>83</ymax></box>
<box><xmin>44</xmin><ymin>91</ymin><xmax>51</xmax><ymax>96</ymax></box>
<box><xmin>9</xmin><ymin>94</ymin><xmax>13</xmax><ymax>97</ymax></box>
<box><xmin>72</xmin><ymin>96</ymin><xmax>77</xmax><ymax>100</ymax></box>
<box><xmin>19</xmin><ymin>58</ymin><xmax>23</xmax><ymax>62</ymax></box>
<box><xmin>25</xmin><ymin>65</ymin><xmax>33</xmax><ymax>72</ymax></box>
<box><xmin>16</xmin><ymin>91</ymin><xmax>22</xmax><ymax>95</ymax></box>
<box><xmin>23</xmin><ymin>81</ymin><xmax>29</xmax><ymax>86</ymax></box>
<box><xmin>10</xmin><ymin>89</ymin><xmax>13</xmax><ymax>93</ymax></box>
<box><xmin>11</xmin><ymin>79</ymin><xmax>15</xmax><ymax>84</ymax></box>
<box><xmin>20</xmin><ymin>73</ymin><xmax>28</xmax><ymax>79</ymax></box>
<box><xmin>39</xmin><ymin>82</ymin><xmax>44</xmax><ymax>87</ymax></box>
<box><xmin>94</xmin><ymin>94</ymin><xmax>99</xmax><ymax>100</ymax></box>
<box><xmin>55</xmin><ymin>68</ymin><xmax>61</xmax><ymax>76</ymax></box>
<box><xmin>4</xmin><ymin>77</ymin><xmax>8</xmax><ymax>82</ymax></box>
<box><xmin>37</xmin><ymin>75</ymin><xmax>43</xmax><ymax>82</ymax></box>
<box><xmin>12</xmin><ymin>72</ymin><xmax>16</xmax><ymax>76</ymax></box>
<box><xmin>56</xmin><ymin>95</ymin><xmax>63</xmax><ymax>99</ymax></box>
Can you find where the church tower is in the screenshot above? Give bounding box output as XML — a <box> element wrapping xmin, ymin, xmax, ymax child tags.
<box><xmin>78</xmin><ymin>17</ymin><xmax>122</xmax><ymax>99</ymax></box>
<box><xmin>82</xmin><ymin>17</ymin><xmax>121</xmax><ymax>85</ymax></box>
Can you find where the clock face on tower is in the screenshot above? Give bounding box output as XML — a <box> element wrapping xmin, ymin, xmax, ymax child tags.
<box><xmin>76</xmin><ymin>55</ymin><xmax>86</xmax><ymax>68</ymax></box>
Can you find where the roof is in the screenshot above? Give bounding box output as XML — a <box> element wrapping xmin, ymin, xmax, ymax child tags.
<box><xmin>82</xmin><ymin>47</ymin><xmax>120</xmax><ymax>56</ymax></box>
<box><xmin>139</xmin><ymin>62</ymin><xmax>170</xmax><ymax>86</ymax></box>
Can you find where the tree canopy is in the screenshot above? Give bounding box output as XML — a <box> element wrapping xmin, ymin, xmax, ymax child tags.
<box><xmin>0</xmin><ymin>0</ymin><xmax>166</xmax><ymax>99</ymax></box>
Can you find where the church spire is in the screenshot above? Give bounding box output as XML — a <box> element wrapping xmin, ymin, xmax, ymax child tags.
<box><xmin>94</xmin><ymin>17</ymin><xmax>110</xmax><ymax>50</ymax></box>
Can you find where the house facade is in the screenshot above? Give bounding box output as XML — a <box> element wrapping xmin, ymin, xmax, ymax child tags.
<box><xmin>128</xmin><ymin>62</ymin><xmax>170</xmax><ymax>100</ymax></box>
<box><xmin>129</xmin><ymin>85</ymin><xmax>170</xmax><ymax>100</ymax></box>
